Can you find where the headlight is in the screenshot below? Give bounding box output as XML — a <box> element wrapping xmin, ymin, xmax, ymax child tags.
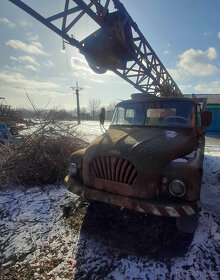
<box><xmin>69</xmin><ymin>163</ymin><xmax>78</xmax><ymax>176</ymax></box>
<box><xmin>169</xmin><ymin>179</ymin><xmax>186</xmax><ymax>197</ymax></box>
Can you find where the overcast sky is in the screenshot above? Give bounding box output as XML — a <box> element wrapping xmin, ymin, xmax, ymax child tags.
<box><xmin>0</xmin><ymin>0</ymin><xmax>220</xmax><ymax>110</ymax></box>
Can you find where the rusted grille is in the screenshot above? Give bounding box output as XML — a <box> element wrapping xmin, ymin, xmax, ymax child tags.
<box><xmin>91</xmin><ymin>157</ymin><xmax>137</xmax><ymax>185</ymax></box>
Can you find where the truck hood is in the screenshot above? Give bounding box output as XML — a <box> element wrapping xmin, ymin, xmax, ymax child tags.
<box><xmin>85</xmin><ymin>126</ymin><xmax>197</xmax><ymax>173</ymax></box>
<box><xmin>82</xmin><ymin>126</ymin><xmax>198</xmax><ymax>199</ymax></box>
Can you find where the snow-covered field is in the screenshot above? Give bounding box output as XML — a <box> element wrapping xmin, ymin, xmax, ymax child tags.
<box><xmin>73</xmin><ymin>120</ymin><xmax>111</xmax><ymax>143</ymax></box>
<box><xmin>21</xmin><ymin>120</ymin><xmax>111</xmax><ymax>143</ymax></box>
<box><xmin>0</xmin><ymin>122</ymin><xmax>220</xmax><ymax>279</ymax></box>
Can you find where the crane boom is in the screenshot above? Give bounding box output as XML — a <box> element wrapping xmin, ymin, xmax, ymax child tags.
<box><xmin>8</xmin><ymin>0</ymin><xmax>182</xmax><ymax>96</ymax></box>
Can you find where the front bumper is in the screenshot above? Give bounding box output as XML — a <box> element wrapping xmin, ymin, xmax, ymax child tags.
<box><xmin>65</xmin><ymin>175</ymin><xmax>200</xmax><ymax>218</ymax></box>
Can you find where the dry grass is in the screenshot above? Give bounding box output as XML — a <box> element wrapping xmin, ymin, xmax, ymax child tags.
<box><xmin>0</xmin><ymin>99</ymin><xmax>88</xmax><ymax>186</ymax></box>
<box><xmin>0</xmin><ymin>134</ymin><xmax>87</xmax><ymax>186</ymax></box>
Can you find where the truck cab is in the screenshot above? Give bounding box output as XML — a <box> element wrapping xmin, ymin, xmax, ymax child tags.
<box><xmin>65</xmin><ymin>94</ymin><xmax>212</xmax><ymax>233</ymax></box>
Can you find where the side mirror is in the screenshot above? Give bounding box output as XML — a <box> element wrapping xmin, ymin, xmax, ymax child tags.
<box><xmin>99</xmin><ymin>107</ymin><xmax>105</xmax><ymax>125</ymax></box>
<box><xmin>201</xmin><ymin>111</ymin><xmax>212</xmax><ymax>126</ymax></box>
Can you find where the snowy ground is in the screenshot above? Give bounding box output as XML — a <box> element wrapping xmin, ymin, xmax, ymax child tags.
<box><xmin>72</xmin><ymin>121</ymin><xmax>111</xmax><ymax>143</ymax></box>
<box><xmin>0</xmin><ymin>123</ymin><xmax>220</xmax><ymax>279</ymax></box>
<box><xmin>21</xmin><ymin>120</ymin><xmax>111</xmax><ymax>143</ymax></box>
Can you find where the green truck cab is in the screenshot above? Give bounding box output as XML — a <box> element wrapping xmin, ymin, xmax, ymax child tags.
<box><xmin>65</xmin><ymin>94</ymin><xmax>212</xmax><ymax>233</ymax></box>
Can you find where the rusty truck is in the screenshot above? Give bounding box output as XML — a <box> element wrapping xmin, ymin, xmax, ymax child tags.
<box><xmin>65</xmin><ymin>94</ymin><xmax>212</xmax><ymax>233</ymax></box>
<box><xmin>8</xmin><ymin>0</ymin><xmax>212</xmax><ymax>232</ymax></box>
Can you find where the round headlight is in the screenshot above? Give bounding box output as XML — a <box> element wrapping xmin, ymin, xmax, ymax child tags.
<box><xmin>69</xmin><ymin>163</ymin><xmax>78</xmax><ymax>176</ymax></box>
<box><xmin>169</xmin><ymin>179</ymin><xmax>186</xmax><ymax>197</ymax></box>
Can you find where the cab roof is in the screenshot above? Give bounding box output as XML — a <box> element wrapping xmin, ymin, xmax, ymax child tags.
<box><xmin>116</xmin><ymin>93</ymin><xmax>202</xmax><ymax>106</ymax></box>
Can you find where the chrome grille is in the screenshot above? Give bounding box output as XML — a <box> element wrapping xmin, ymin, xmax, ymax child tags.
<box><xmin>91</xmin><ymin>157</ymin><xmax>137</xmax><ymax>184</ymax></box>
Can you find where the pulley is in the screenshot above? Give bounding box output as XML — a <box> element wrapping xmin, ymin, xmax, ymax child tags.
<box><xmin>82</xmin><ymin>11</ymin><xmax>135</xmax><ymax>74</ymax></box>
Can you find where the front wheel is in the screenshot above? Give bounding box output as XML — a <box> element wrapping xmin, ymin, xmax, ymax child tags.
<box><xmin>176</xmin><ymin>212</ymin><xmax>198</xmax><ymax>233</ymax></box>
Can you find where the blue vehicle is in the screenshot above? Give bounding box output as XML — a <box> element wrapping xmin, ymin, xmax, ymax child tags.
<box><xmin>0</xmin><ymin>124</ymin><xmax>18</xmax><ymax>145</ymax></box>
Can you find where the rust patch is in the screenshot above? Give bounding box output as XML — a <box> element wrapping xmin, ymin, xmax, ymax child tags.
<box><xmin>67</xmin><ymin>175</ymin><xmax>200</xmax><ymax>217</ymax></box>
<box><xmin>94</xmin><ymin>177</ymin><xmax>134</xmax><ymax>196</ymax></box>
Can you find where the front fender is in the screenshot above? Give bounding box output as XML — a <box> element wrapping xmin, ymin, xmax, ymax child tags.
<box><xmin>69</xmin><ymin>148</ymin><xmax>86</xmax><ymax>180</ymax></box>
<box><xmin>69</xmin><ymin>148</ymin><xmax>86</xmax><ymax>164</ymax></box>
<box><xmin>162</xmin><ymin>148</ymin><xmax>204</xmax><ymax>201</ymax></box>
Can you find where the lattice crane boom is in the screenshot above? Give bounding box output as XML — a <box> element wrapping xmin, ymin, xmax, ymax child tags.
<box><xmin>8</xmin><ymin>0</ymin><xmax>182</xmax><ymax>96</ymax></box>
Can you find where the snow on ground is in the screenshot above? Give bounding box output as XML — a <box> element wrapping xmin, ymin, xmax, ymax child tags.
<box><xmin>21</xmin><ymin>120</ymin><xmax>111</xmax><ymax>143</ymax></box>
<box><xmin>73</xmin><ymin>121</ymin><xmax>111</xmax><ymax>143</ymax></box>
<box><xmin>0</xmin><ymin>125</ymin><xmax>220</xmax><ymax>279</ymax></box>
<box><xmin>201</xmin><ymin>136</ymin><xmax>220</xmax><ymax>216</ymax></box>
<box><xmin>73</xmin><ymin>135</ymin><xmax>220</xmax><ymax>280</ymax></box>
<box><xmin>0</xmin><ymin>185</ymin><xmax>81</xmax><ymax>279</ymax></box>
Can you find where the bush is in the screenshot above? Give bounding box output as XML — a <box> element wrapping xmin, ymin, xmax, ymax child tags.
<box><xmin>0</xmin><ymin>98</ymin><xmax>88</xmax><ymax>186</ymax></box>
<box><xmin>0</xmin><ymin>135</ymin><xmax>87</xmax><ymax>186</ymax></box>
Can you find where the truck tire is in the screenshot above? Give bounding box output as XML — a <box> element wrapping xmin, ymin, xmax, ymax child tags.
<box><xmin>176</xmin><ymin>212</ymin><xmax>198</xmax><ymax>233</ymax></box>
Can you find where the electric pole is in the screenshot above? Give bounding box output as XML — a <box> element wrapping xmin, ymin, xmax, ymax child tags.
<box><xmin>71</xmin><ymin>82</ymin><xmax>83</xmax><ymax>125</ymax></box>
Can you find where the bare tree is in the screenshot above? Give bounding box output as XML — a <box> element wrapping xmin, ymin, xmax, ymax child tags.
<box><xmin>80</xmin><ymin>107</ymin><xmax>90</xmax><ymax>120</ymax></box>
<box><xmin>88</xmin><ymin>99</ymin><xmax>101</xmax><ymax>120</ymax></box>
<box><xmin>105</xmin><ymin>101</ymin><xmax>117</xmax><ymax>120</ymax></box>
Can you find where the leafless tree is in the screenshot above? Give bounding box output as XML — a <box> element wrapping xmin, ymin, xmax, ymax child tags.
<box><xmin>105</xmin><ymin>101</ymin><xmax>117</xmax><ymax>120</ymax></box>
<box><xmin>80</xmin><ymin>107</ymin><xmax>90</xmax><ymax>120</ymax></box>
<box><xmin>88</xmin><ymin>99</ymin><xmax>101</xmax><ymax>120</ymax></box>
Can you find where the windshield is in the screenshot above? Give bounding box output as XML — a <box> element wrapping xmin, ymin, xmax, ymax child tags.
<box><xmin>111</xmin><ymin>101</ymin><xmax>195</xmax><ymax>128</ymax></box>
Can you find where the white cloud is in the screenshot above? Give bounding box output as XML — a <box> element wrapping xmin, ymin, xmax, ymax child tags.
<box><xmin>194</xmin><ymin>81</ymin><xmax>220</xmax><ymax>94</ymax></box>
<box><xmin>167</xmin><ymin>68</ymin><xmax>186</xmax><ymax>81</ymax></box>
<box><xmin>71</xmin><ymin>56</ymin><xmax>106</xmax><ymax>81</ymax></box>
<box><xmin>43</xmin><ymin>61</ymin><xmax>55</xmax><ymax>68</ymax></box>
<box><xmin>0</xmin><ymin>18</ymin><xmax>15</xmax><ymax>28</ymax></box>
<box><xmin>10</xmin><ymin>55</ymin><xmax>40</xmax><ymax>66</ymax></box>
<box><xmin>71</xmin><ymin>56</ymin><xmax>89</xmax><ymax>72</ymax></box>
<box><xmin>71</xmin><ymin>56</ymin><xmax>116</xmax><ymax>78</ymax></box>
<box><xmin>26</xmin><ymin>65</ymin><xmax>39</xmax><ymax>71</ymax></box>
<box><xmin>106</xmin><ymin>70</ymin><xmax>116</xmax><ymax>77</ymax></box>
<box><xmin>179</xmin><ymin>84</ymin><xmax>193</xmax><ymax>91</ymax></box>
<box><xmin>177</xmin><ymin>47</ymin><xmax>217</xmax><ymax>76</ymax></box>
<box><xmin>6</xmin><ymin>40</ymin><xmax>48</xmax><ymax>55</ymax></box>
<box><xmin>5</xmin><ymin>65</ymin><xmax>24</xmax><ymax>72</ymax></box>
<box><xmin>89</xmin><ymin>78</ymin><xmax>106</xmax><ymax>83</ymax></box>
<box><xmin>218</xmin><ymin>32</ymin><xmax>220</xmax><ymax>39</ymax></box>
<box><xmin>0</xmin><ymin>72</ymin><xmax>58</xmax><ymax>91</ymax></box>
<box><xmin>31</xmin><ymin>41</ymin><xmax>43</xmax><ymax>48</ymax></box>
<box><xmin>206</xmin><ymin>47</ymin><xmax>217</xmax><ymax>60</ymax></box>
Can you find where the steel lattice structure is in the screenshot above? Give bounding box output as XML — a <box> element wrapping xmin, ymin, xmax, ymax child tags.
<box><xmin>8</xmin><ymin>0</ymin><xmax>182</xmax><ymax>96</ymax></box>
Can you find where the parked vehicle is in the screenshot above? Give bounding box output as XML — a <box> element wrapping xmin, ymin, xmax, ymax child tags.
<box><xmin>65</xmin><ymin>94</ymin><xmax>212</xmax><ymax>233</ymax></box>
<box><xmin>9</xmin><ymin>0</ymin><xmax>212</xmax><ymax>233</ymax></box>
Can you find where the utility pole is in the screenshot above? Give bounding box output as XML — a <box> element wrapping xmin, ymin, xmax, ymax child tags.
<box><xmin>71</xmin><ymin>82</ymin><xmax>83</xmax><ymax>125</ymax></box>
